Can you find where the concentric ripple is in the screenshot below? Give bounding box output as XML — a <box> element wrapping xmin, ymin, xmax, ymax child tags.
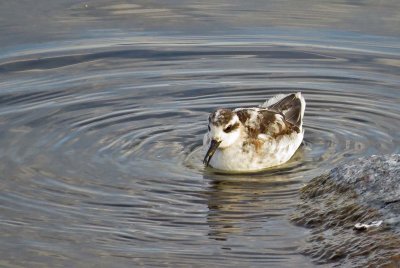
<box><xmin>0</xmin><ymin>36</ymin><xmax>399</xmax><ymax>267</ymax></box>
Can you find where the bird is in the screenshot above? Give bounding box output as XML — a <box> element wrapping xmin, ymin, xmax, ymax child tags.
<box><xmin>203</xmin><ymin>92</ymin><xmax>305</xmax><ymax>172</ymax></box>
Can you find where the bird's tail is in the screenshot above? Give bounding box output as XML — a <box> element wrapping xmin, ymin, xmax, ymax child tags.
<box><xmin>262</xmin><ymin>92</ymin><xmax>306</xmax><ymax>131</ymax></box>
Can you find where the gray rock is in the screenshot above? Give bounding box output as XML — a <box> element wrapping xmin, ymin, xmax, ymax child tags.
<box><xmin>329</xmin><ymin>154</ymin><xmax>400</xmax><ymax>225</ymax></box>
<box><xmin>291</xmin><ymin>154</ymin><xmax>400</xmax><ymax>267</ymax></box>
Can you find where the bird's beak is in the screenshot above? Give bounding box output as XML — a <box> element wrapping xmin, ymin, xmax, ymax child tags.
<box><xmin>203</xmin><ymin>139</ymin><xmax>221</xmax><ymax>167</ymax></box>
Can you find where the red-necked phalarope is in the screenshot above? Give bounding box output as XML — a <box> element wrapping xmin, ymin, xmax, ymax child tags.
<box><xmin>203</xmin><ymin>92</ymin><xmax>306</xmax><ymax>172</ymax></box>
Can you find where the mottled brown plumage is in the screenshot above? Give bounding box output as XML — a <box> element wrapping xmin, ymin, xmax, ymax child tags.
<box><xmin>209</xmin><ymin>108</ymin><xmax>234</xmax><ymax>126</ymax></box>
<box><xmin>203</xmin><ymin>92</ymin><xmax>306</xmax><ymax>171</ymax></box>
<box><xmin>236</xmin><ymin>108</ymin><xmax>298</xmax><ymax>138</ymax></box>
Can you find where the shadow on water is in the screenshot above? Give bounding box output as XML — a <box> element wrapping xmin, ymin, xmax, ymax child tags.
<box><xmin>206</xmin><ymin>175</ymin><xmax>301</xmax><ymax>241</ymax></box>
<box><xmin>0</xmin><ymin>49</ymin><xmax>330</xmax><ymax>73</ymax></box>
<box><xmin>202</xmin><ymin>163</ymin><xmax>311</xmax><ymax>265</ymax></box>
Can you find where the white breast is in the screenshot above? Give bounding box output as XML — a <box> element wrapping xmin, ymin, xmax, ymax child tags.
<box><xmin>204</xmin><ymin>131</ymin><xmax>304</xmax><ymax>172</ymax></box>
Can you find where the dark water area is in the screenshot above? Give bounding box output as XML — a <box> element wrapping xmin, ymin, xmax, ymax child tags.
<box><xmin>1</xmin><ymin>1</ymin><xmax>400</xmax><ymax>267</ymax></box>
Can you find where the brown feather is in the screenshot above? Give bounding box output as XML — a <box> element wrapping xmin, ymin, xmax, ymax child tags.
<box><xmin>235</xmin><ymin>108</ymin><xmax>298</xmax><ymax>152</ymax></box>
<box><xmin>267</xmin><ymin>93</ymin><xmax>302</xmax><ymax>128</ymax></box>
<box><xmin>210</xmin><ymin>109</ymin><xmax>234</xmax><ymax>126</ymax></box>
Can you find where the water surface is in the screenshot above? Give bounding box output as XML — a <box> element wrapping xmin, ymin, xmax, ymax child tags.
<box><xmin>1</xmin><ymin>1</ymin><xmax>400</xmax><ymax>267</ymax></box>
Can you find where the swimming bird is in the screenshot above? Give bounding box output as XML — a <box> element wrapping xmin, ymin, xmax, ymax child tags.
<box><xmin>203</xmin><ymin>92</ymin><xmax>305</xmax><ymax>172</ymax></box>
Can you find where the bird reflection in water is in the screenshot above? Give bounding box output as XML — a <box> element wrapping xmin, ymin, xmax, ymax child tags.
<box><xmin>204</xmin><ymin>150</ymin><xmax>305</xmax><ymax>243</ymax></box>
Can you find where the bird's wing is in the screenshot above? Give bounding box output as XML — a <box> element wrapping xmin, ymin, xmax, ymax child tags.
<box><xmin>235</xmin><ymin>108</ymin><xmax>299</xmax><ymax>140</ymax></box>
<box><xmin>262</xmin><ymin>92</ymin><xmax>305</xmax><ymax>131</ymax></box>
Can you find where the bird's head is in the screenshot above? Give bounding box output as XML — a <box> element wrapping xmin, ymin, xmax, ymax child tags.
<box><xmin>203</xmin><ymin>109</ymin><xmax>241</xmax><ymax>166</ymax></box>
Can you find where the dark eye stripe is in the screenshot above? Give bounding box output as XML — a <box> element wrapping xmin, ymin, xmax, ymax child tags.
<box><xmin>224</xmin><ymin>123</ymin><xmax>239</xmax><ymax>133</ymax></box>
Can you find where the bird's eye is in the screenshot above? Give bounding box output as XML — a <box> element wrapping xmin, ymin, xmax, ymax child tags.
<box><xmin>208</xmin><ymin>125</ymin><xmax>211</xmax><ymax>131</ymax></box>
<box><xmin>224</xmin><ymin>125</ymin><xmax>233</xmax><ymax>133</ymax></box>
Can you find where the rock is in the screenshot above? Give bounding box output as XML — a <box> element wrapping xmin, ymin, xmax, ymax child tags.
<box><xmin>291</xmin><ymin>154</ymin><xmax>400</xmax><ymax>267</ymax></box>
<box><xmin>329</xmin><ymin>154</ymin><xmax>400</xmax><ymax>216</ymax></box>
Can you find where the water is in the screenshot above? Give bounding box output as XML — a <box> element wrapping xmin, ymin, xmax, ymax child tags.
<box><xmin>1</xmin><ymin>1</ymin><xmax>400</xmax><ymax>267</ymax></box>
